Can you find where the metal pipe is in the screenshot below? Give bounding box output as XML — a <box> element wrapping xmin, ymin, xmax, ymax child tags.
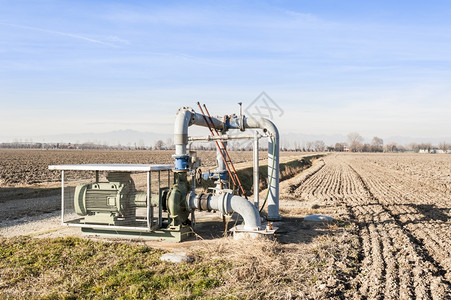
<box><xmin>188</xmin><ymin>134</ymin><xmax>256</xmax><ymax>141</ymax></box>
<box><xmin>174</xmin><ymin>107</ymin><xmax>281</xmax><ymax>220</ymax></box>
<box><xmin>216</xmin><ymin>141</ymin><xmax>227</xmax><ymax>189</ymax></box>
<box><xmin>146</xmin><ymin>170</ymin><xmax>151</xmax><ymax>230</ymax></box>
<box><xmin>61</xmin><ymin>170</ymin><xmax>65</xmax><ymax>225</ymax></box>
<box><xmin>188</xmin><ymin>192</ymin><xmax>261</xmax><ymax>231</ymax></box>
<box><xmin>253</xmin><ymin>130</ymin><xmax>259</xmax><ymax>209</ymax></box>
<box><xmin>243</xmin><ymin>117</ymin><xmax>281</xmax><ymax>220</ymax></box>
<box><xmin>174</xmin><ymin>107</ymin><xmax>195</xmax><ymax>156</ymax></box>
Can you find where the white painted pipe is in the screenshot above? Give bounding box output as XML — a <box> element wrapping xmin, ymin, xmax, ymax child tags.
<box><xmin>188</xmin><ymin>134</ymin><xmax>256</xmax><ymax>141</ymax></box>
<box><xmin>188</xmin><ymin>192</ymin><xmax>261</xmax><ymax>230</ymax></box>
<box><xmin>174</xmin><ymin>107</ymin><xmax>281</xmax><ymax>220</ymax></box>
<box><xmin>174</xmin><ymin>107</ymin><xmax>195</xmax><ymax>156</ymax></box>
<box><xmin>243</xmin><ymin>117</ymin><xmax>281</xmax><ymax>220</ymax></box>
<box><xmin>253</xmin><ymin>130</ymin><xmax>259</xmax><ymax>209</ymax></box>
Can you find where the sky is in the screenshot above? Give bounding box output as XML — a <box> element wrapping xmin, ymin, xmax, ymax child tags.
<box><xmin>1</xmin><ymin>0</ymin><xmax>451</xmax><ymax>145</ymax></box>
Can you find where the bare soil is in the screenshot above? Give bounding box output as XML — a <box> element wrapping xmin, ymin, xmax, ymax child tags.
<box><xmin>279</xmin><ymin>153</ymin><xmax>451</xmax><ymax>298</ymax></box>
<box><xmin>1</xmin><ymin>151</ymin><xmax>450</xmax><ymax>298</ymax></box>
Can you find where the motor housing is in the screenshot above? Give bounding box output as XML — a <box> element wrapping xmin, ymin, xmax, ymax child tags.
<box><xmin>74</xmin><ymin>172</ymin><xmax>146</xmax><ymax>225</ymax></box>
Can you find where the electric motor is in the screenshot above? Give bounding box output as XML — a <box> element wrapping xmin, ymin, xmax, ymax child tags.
<box><xmin>74</xmin><ymin>172</ymin><xmax>147</xmax><ymax>224</ymax></box>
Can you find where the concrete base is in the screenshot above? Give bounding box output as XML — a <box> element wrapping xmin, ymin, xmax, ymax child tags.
<box><xmin>81</xmin><ymin>226</ymin><xmax>192</xmax><ymax>243</ymax></box>
<box><xmin>303</xmin><ymin>214</ymin><xmax>334</xmax><ymax>222</ymax></box>
<box><xmin>266</xmin><ymin>214</ymin><xmax>283</xmax><ymax>221</ymax></box>
<box><xmin>230</xmin><ymin>223</ymin><xmax>277</xmax><ymax>240</ymax></box>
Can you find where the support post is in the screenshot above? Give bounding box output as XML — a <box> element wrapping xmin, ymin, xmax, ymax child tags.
<box><xmin>253</xmin><ymin>130</ymin><xmax>259</xmax><ymax>209</ymax></box>
<box><xmin>61</xmin><ymin>170</ymin><xmax>64</xmax><ymax>225</ymax></box>
<box><xmin>147</xmin><ymin>171</ymin><xmax>151</xmax><ymax>230</ymax></box>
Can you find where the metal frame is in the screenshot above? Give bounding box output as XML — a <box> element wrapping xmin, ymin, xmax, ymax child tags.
<box><xmin>188</xmin><ymin>131</ymin><xmax>262</xmax><ymax>208</ymax></box>
<box><xmin>49</xmin><ymin>163</ymin><xmax>173</xmax><ymax>232</ymax></box>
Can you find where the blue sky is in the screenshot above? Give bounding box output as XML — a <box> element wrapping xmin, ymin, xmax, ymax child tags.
<box><xmin>1</xmin><ymin>0</ymin><xmax>451</xmax><ymax>144</ymax></box>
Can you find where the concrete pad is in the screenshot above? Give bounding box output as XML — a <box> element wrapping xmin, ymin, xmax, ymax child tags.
<box><xmin>304</xmin><ymin>214</ymin><xmax>334</xmax><ymax>222</ymax></box>
<box><xmin>160</xmin><ymin>252</ymin><xmax>194</xmax><ymax>263</ymax></box>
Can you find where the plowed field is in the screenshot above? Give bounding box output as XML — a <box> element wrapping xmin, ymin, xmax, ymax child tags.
<box><xmin>1</xmin><ymin>151</ymin><xmax>450</xmax><ymax>298</ymax></box>
<box><xmin>284</xmin><ymin>153</ymin><xmax>451</xmax><ymax>298</ymax></box>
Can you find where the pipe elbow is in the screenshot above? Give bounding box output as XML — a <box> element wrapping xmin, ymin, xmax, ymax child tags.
<box><xmin>244</xmin><ymin>117</ymin><xmax>279</xmax><ymax>140</ymax></box>
<box><xmin>188</xmin><ymin>192</ymin><xmax>262</xmax><ymax>231</ymax></box>
<box><xmin>228</xmin><ymin>195</ymin><xmax>262</xmax><ymax>230</ymax></box>
<box><xmin>174</xmin><ymin>107</ymin><xmax>195</xmax><ymax>156</ymax></box>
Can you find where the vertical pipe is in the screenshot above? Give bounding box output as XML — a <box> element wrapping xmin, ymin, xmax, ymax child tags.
<box><xmin>243</xmin><ymin>117</ymin><xmax>281</xmax><ymax>220</ymax></box>
<box><xmin>147</xmin><ymin>171</ymin><xmax>151</xmax><ymax>230</ymax></box>
<box><xmin>267</xmin><ymin>136</ymin><xmax>280</xmax><ymax>220</ymax></box>
<box><xmin>216</xmin><ymin>141</ymin><xmax>227</xmax><ymax>189</ymax></box>
<box><xmin>158</xmin><ymin>170</ymin><xmax>161</xmax><ymax>193</ymax></box>
<box><xmin>159</xmin><ymin>170</ymin><xmax>162</xmax><ymax>227</ymax></box>
<box><xmin>253</xmin><ymin>131</ymin><xmax>259</xmax><ymax>208</ymax></box>
<box><xmin>61</xmin><ymin>170</ymin><xmax>64</xmax><ymax>225</ymax></box>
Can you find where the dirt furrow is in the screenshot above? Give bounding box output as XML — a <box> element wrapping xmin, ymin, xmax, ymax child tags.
<box><xmin>345</xmin><ymin>156</ymin><xmax>451</xmax><ymax>285</ymax></box>
<box><xmin>346</xmin><ymin>160</ymin><xmax>451</xmax><ymax>298</ymax></box>
<box><xmin>292</xmin><ymin>154</ymin><xmax>451</xmax><ymax>298</ymax></box>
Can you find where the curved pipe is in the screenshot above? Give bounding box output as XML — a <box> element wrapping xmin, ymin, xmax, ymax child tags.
<box><xmin>174</xmin><ymin>107</ymin><xmax>281</xmax><ymax>220</ymax></box>
<box><xmin>174</xmin><ymin>107</ymin><xmax>195</xmax><ymax>156</ymax></box>
<box><xmin>243</xmin><ymin>117</ymin><xmax>280</xmax><ymax>220</ymax></box>
<box><xmin>188</xmin><ymin>192</ymin><xmax>261</xmax><ymax>230</ymax></box>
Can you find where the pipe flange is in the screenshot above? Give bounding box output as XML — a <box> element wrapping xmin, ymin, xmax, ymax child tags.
<box><xmin>195</xmin><ymin>193</ymin><xmax>204</xmax><ymax>212</ymax></box>
<box><xmin>216</xmin><ymin>192</ymin><xmax>229</xmax><ymax>215</ymax></box>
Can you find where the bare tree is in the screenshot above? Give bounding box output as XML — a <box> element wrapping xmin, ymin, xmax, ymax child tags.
<box><xmin>439</xmin><ymin>142</ymin><xmax>449</xmax><ymax>152</ymax></box>
<box><xmin>384</xmin><ymin>142</ymin><xmax>398</xmax><ymax>153</ymax></box>
<box><xmin>407</xmin><ymin>142</ymin><xmax>419</xmax><ymax>152</ymax></box>
<box><xmin>334</xmin><ymin>142</ymin><xmax>345</xmax><ymax>152</ymax></box>
<box><xmin>313</xmin><ymin>140</ymin><xmax>326</xmax><ymax>152</ymax></box>
<box><xmin>362</xmin><ymin>143</ymin><xmax>371</xmax><ymax>152</ymax></box>
<box><xmin>418</xmin><ymin>143</ymin><xmax>432</xmax><ymax>152</ymax></box>
<box><xmin>294</xmin><ymin>141</ymin><xmax>301</xmax><ymax>152</ymax></box>
<box><xmin>347</xmin><ymin>132</ymin><xmax>364</xmax><ymax>152</ymax></box>
<box><xmin>166</xmin><ymin>138</ymin><xmax>175</xmax><ymax>150</ymax></box>
<box><xmin>371</xmin><ymin>136</ymin><xmax>383</xmax><ymax>152</ymax></box>
<box><xmin>154</xmin><ymin>140</ymin><xmax>165</xmax><ymax>150</ymax></box>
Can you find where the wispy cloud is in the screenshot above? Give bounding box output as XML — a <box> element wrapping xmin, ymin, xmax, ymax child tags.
<box><xmin>1</xmin><ymin>22</ymin><xmax>118</xmax><ymax>47</ymax></box>
<box><xmin>105</xmin><ymin>35</ymin><xmax>130</xmax><ymax>45</ymax></box>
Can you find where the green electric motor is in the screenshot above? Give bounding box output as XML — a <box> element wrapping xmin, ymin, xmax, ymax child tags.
<box><xmin>74</xmin><ymin>172</ymin><xmax>148</xmax><ymax>225</ymax></box>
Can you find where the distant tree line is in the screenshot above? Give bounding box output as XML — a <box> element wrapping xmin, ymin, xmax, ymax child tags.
<box><xmin>286</xmin><ymin>132</ymin><xmax>451</xmax><ymax>153</ymax></box>
<box><xmin>0</xmin><ymin>142</ymin><xmax>157</xmax><ymax>150</ymax></box>
<box><xmin>2</xmin><ymin>134</ymin><xmax>450</xmax><ymax>153</ymax></box>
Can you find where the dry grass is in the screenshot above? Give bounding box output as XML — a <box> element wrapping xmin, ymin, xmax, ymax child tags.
<box><xmin>189</xmin><ymin>224</ymin><xmax>360</xmax><ymax>299</ymax></box>
<box><xmin>2</xmin><ymin>151</ymin><xmax>362</xmax><ymax>299</ymax></box>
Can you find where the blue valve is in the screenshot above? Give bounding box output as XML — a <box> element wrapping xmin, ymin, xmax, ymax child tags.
<box><xmin>173</xmin><ymin>155</ymin><xmax>190</xmax><ymax>171</ymax></box>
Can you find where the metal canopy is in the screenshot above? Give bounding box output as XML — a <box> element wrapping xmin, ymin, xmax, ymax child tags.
<box><xmin>48</xmin><ymin>163</ymin><xmax>174</xmax><ymax>172</ymax></box>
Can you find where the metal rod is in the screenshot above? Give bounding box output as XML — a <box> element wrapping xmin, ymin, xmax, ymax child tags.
<box><xmin>158</xmin><ymin>170</ymin><xmax>162</xmax><ymax>228</ymax></box>
<box><xmin>203</xmin><ymin>103</ymin><xmax>247</xmax><ymax>197</ymax></box>
<box><xmin>147</xmin><ymin>171</ymin><xmax>151</xmax><ymax>230</ymax></box>
<box><xmin>160</xmin><ymin>171</ymin><xmax>164</xmax><ymax>228</ymax></box>
<box><xmin>188</xmin><ymin>134</ymin><xmax>259</xmax><ymax>141</ymax></box>
<box><xmin>196</xmin><ymin>102</ymin><xmax>239</xmax><ymax>188</ymax></box>
<box><xmin>61</xmin><ymin>170</ymin><xmax>65</xmax><ymax>225</ymax></box>
<box><xmin>253</xmin><ymin>130</ymin><xmax>259</xmax><ymax>208</ymax></box>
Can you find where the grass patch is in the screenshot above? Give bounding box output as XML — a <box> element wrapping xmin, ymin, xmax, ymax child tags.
<box><xmin>0</xmin><ymin>236</ymin><xmax>228</xmax><ymax>299</ymax></box>
<box><xmin>0</xmin><ymin>223</ymin><xmax>360</xmax><ymax>299</ymax></box>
